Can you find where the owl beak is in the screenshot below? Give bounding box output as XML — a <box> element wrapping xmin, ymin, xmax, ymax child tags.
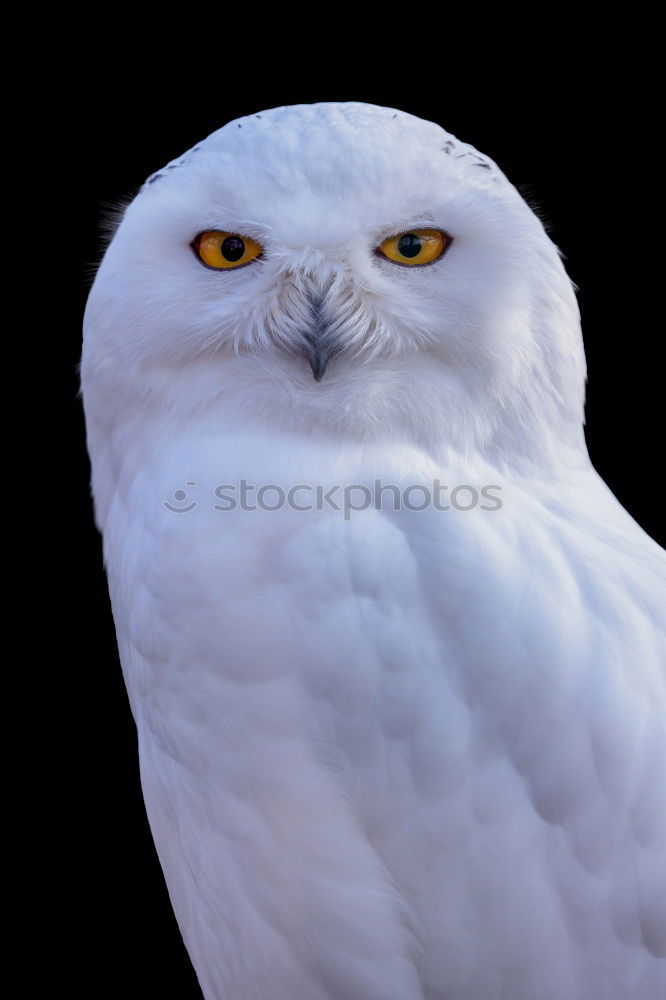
<box><xmin>303</xmin><ymin>291</ymin><xmax>332</xmax><ymax>382</ymax></box>
<box><xmin>307</xmin><ymin>346</ymin><xmax>329</xmax><ymax>382</ymax></box>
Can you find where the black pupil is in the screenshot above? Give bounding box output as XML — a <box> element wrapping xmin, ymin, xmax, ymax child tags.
<box><xmin>398</xmin><ymin>233</ymin><xmax>422</xmax><ymax>258</ymax></box>
<box><xmin>221</xmin><ymin>236</ymin><xmax>245</xmax><ymax>262</ymax></box>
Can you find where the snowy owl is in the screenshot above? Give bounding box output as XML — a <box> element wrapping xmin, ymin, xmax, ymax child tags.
<box><xmin>81</xmin><ymin>102</ymin><xmax>666</xmax><ymax>999</ymax></box>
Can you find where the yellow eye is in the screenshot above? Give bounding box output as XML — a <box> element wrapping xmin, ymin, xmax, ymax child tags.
<box><xmin>377</xmin><ymin>228</ymin><xmax>451</xmax><ymax>267</ymax></box>
<box><xmin>192</xmin><ymin>230</ymin><xmax>263</xmax><ymax>270</ymax></box>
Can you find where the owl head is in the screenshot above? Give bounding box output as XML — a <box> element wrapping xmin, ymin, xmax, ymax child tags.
<box><xmin>82</xmin><ymin>102</ymin><xmax>586</xmax><ymax>466</ymax></box>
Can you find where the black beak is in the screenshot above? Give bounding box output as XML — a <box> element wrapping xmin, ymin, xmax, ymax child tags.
<box><xmin>303</xmin><ymin>292</ymin><xmax>333</xmax><ymax>382</ymax></box>
<box><xmin>308</xmin><ymin>346</ymin><xmax>329</xmax><ymax>382</ymax></box>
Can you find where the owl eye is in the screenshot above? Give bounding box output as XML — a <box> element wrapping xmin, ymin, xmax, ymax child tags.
<box><xmin>192</xmin><ymin>231</ymin><xmax>263</xmax><ymax>270</ymax></box>
<box><xmin>377</xmin><ymin>229</ymin><xmax>451</xmax><ymax>267</ymax></box>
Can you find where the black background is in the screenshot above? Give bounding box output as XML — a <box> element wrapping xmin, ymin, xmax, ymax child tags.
<box><xmin>57</xmin><ymin>39</ymin><xmax>662</xmax><ymax>999</ymax></box>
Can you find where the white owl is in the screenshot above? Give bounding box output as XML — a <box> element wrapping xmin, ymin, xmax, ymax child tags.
<box><xmin>81</xmin><ymin>102</ymin><xmax>666</xmax><ymax>999</ymax></box>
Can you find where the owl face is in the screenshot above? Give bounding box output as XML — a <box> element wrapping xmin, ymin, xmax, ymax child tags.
<box><xmin>84</xmin><ymin>103</ymin><xmax>585</xmax><ymax>459</ymax></box>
